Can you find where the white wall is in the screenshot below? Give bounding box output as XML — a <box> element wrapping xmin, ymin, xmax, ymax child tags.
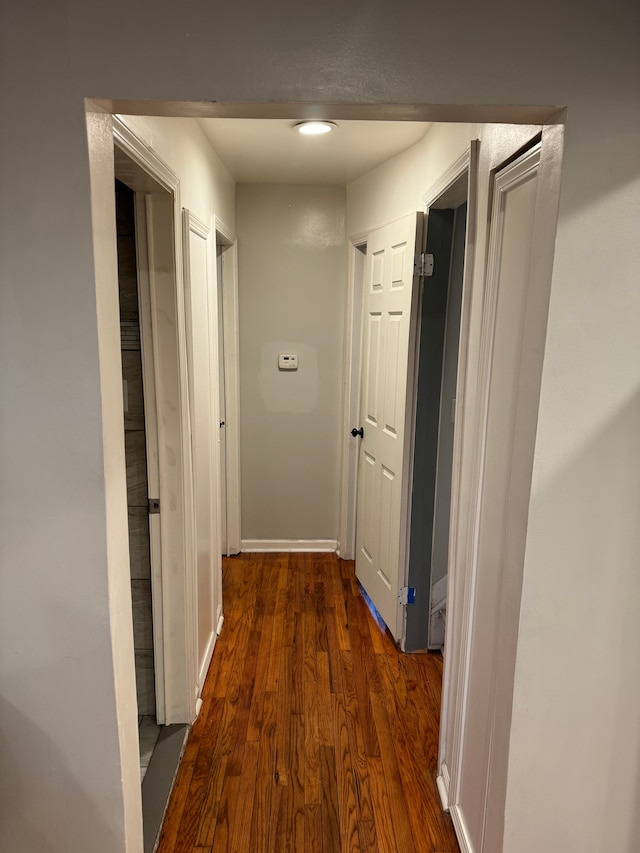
<box><xmin>347</xmin><ymin>123</ymin><xmax>477</xmax><ymax>235</ymax></box>
<box><xmin>1</xmin><ymin>0</ymin><xmax>639</xmax><ymax>850</ymax></box>
<box><xmin>236</xmin><ymin>184</ymin><xmax>346</xmax><ymax>542</ymax></box>
<box><xmin>123</xmin><ymin>116</ymin><xmax>235</xmax><ymax>228</ymax></box>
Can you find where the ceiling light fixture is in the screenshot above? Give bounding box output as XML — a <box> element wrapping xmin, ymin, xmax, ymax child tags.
<box><xmin>294</xmin><ymin>120</ymin><xmax>337</xmax><ymax>136</ymax></box>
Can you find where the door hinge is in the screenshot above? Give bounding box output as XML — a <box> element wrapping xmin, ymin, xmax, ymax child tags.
<box><xmin>148</xmin><ymin>498</ymin><xmax>160</xmax><ymax>514</ymax></box>
<box><xmin>397</xmin><ymin>586</ymin><xmax>416</xmax><ymax>606</ymax></box>
<box><xmin>414</xmin><ymin>252</ymin><xmax>434</xmax><ymax>277</ymax></box>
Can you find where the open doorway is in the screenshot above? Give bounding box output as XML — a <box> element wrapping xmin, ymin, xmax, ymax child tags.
<box><xmin>113</xmin><ymin>122</ymin><xmax>197</xmax><ymax>852</ymax></box>
<box><xmin>216</xmin><ymin>243</ymin><xmax>227</xmax><ymax>556</ymax></box>
<box><xmin>405</xmin><ymin>171</ymin><xmax>469</xmax><ymax>653</ymax></box>
<box><xmin>114</xmin><ymin>178</ymin><xmax>161</xmax><ymax>774</ymax></box>
<box><xmin>214</xmin><ymin>223</ymin><xmax>241</xmax><ymax>559</ymax></box>
<box><xmin>89</xmin><ymin>108</ymin><xmax>560</xmax><ymax>853</ymax></box>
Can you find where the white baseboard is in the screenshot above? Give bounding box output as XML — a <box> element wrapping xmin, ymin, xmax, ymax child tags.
<box><xmin>198</xmin><ymin>630</ymin><xmax>216</xmax><ymax>692</ymax></box>
<box><xmin>436</xmin><ymin>763</ymin><xmax>450</xmax><ymax>812</ymax></box>
<box><xmin>336</xmin><ymin>545</ymin><xmax>355</xmax><ymax>560</ymax></box>
<box><xmin>216</xmin><ymin>610</ymin><xmax>224</xmax><ymax>636</ymax></box>
<box><xmin>450</xmin><ymin>804</ymin><xmax>474</xmax><ymax>853</ymax></box>
<box><xmin>241</xmin><ymin>539</ymin><xmax>338</xmax><ymax>553</ymax></box>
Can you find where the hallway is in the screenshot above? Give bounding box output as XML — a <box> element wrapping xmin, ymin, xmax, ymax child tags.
<box><xmin>156</xmin><ymin>553</ymin><xmax>459</xmax><ymax>852</ymax></box>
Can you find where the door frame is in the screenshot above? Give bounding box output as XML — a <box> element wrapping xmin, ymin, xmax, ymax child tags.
<box><xmin>214</xmin><ymin>217</ymin><xmax>241</xmax><ymax>560</ymax></box>
<box><xmin>338</xmin><ymin>230</ymin><xmax>368</xmax><ymax>560</ymax></box>
<box><xmin>403</xmin><ymin>144</ymin><xmax>481</xmax><ymax>807</ymax></box>
<box><xmin>113</xmin><ymin>115</ymin><xmax>198</xmax><ymax>723</ymax></box>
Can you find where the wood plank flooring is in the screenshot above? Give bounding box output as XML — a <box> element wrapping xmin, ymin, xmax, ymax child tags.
<box><xmin>156</xmin><ymin>553</ymin><xmax>460</xmax><ymax>853</ymax></box>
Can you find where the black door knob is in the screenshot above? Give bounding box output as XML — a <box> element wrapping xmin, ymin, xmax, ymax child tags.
<box><xmin>351</xmin><ymin>427</ymin><xmax>364</xmax><ymax>438</ymax></box>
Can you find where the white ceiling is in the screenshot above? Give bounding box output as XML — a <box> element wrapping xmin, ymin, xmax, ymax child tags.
<box><xmin>197</xmin><ymin>118</ymin><xmax>430</xmax><ymax>185</ymax></box>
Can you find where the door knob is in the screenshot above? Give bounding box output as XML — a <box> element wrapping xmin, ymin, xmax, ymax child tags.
<box><xmin>351</xmin><ymin>427</ymin><xmax>364</xmax><ymax>438</ymax></box>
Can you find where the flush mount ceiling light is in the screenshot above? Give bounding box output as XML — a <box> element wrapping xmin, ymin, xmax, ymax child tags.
<box><xmin>294</xmin><ymin>120</ymin><xmax>337</xmax><ymax>136</ymax></box>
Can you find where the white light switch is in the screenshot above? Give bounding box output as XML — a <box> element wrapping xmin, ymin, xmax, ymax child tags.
<box><xmin>278</xmin><ymin>353</ymin><xmax>298</xmax><ymax>370</ymax></box>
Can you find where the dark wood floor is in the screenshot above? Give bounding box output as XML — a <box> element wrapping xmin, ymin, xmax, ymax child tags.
<box><xmin>156</xmin><ymin>553</ymin><xmax>460</xmax><ymax>853</ymax></box>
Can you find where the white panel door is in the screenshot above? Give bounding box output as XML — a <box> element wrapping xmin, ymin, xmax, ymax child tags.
<box><xmin>355</xmin><ymin>212</ymin><xmax>424</xmax><ymax>639</ymax></box>
<box><xmin>183</xmin><ymin>211</ymin><xmax>220</xmax><ymax>696</ymax></box>
<box><xmin>216</xmin><ymin>245</ymin><xmax>227</xmax><ymax>556</ymax></box>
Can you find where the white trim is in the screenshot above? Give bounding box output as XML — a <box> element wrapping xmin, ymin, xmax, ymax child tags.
<box><xmin>338</xmin><ymin>234</ymin><xmax>367</xmax><ymax>559</ymax></box>
<box><xmin>215</xmin><ymin>222</ymin><xmax>241</xmax><ymax>556</ymax></box>
<box><xmin>214</xmin><ymin>215</ymin><xmax>235</xmax><ymax>246</ymax></box>
<box><xmin>197</xmin><ymin>629</ymin><xmax>216</xmax><ymax>695</ymax></box>
<box><xmin>241</xmin><ymin>539</ymin><xmax>339</xmax><ymax>553</ymax></box>
<box><xmin>113</xmin><ymin>116</ymin><xmax>177</xmax><ymax>194</ymax></box>
<box><xmin>437</xmin><ymin>142</ymin><xmax>479</xmax><ymax>782</ymax></box>
<box><xmin>184</xmin><ymin>208</ymin><xmax>210</xmax><ymax>240</ymax></box>
<box><xmin>347</xmin><ymin>228</ymin><xmax>370</xmax><ymax>247</ymax></box>
<box><xmin>436</xmin><ymin>763</ymin><xmax>451</xmax><ymax>812</ymax></box>
<box><xmin>397</xmin><ymin>212</ymin><xmax>428</xmax><ymax>643</ymax></box>
<box><xmin>216</xmin><ymin>610</ymin><xmax>225</xmax><ymax>636</ymax></box>
<box><xmin>451</xmin><ymin>144</ymin><xmax>542</xmax><ymax>805</ymax></box>
<box><xmin>422</xmin><ymin>149</ymin><xmax>471</xmax><ymax>209</ymax></box>
<box><xmin>90</xmin><ymin>112</ymin><xmax>145</xmax><ymax>851</ymax></box>
<box><xmin>450</xmin><ymin>805</ymin><xmax>475</xmax><ymax>853</ymax></box>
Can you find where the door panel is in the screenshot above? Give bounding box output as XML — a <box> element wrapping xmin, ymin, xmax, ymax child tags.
<box><xmin>183</xmin><ymin>211</ymin><xmax>220</xmax><ymax>696</ymax></box>
<box><xmin>355</xmin><ymin>212</ymin><xmax>424</xmax><ymax>638</ymax></box>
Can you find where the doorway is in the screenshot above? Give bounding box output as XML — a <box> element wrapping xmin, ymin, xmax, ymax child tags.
<box><xmin>115</xmin><ymin>178</ymin><xmax>160</xmax><ymax>775</ymax></box>
<box><xmin>214</xmin><ymin>223</ymin><xmax>242</xmax><ymax>559</ymax></box>
<box><xmin>89</xmin><ymin>108</ymin><xmax>560</xmax><ymax>853</ymax></box>
<box><xmin>216</xmin><ymin>244</ymin><xmax>227</xmax><ymax>556</ymax></box>
<box><xmin>405</xmin><ymin>191</ymin><xmax>468</xmax><ymax>653</ymax></box>
<box><xmin>113</xmin><ymin>121</ymin><xmax>197</xmax><ymax>852</ymax></box>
